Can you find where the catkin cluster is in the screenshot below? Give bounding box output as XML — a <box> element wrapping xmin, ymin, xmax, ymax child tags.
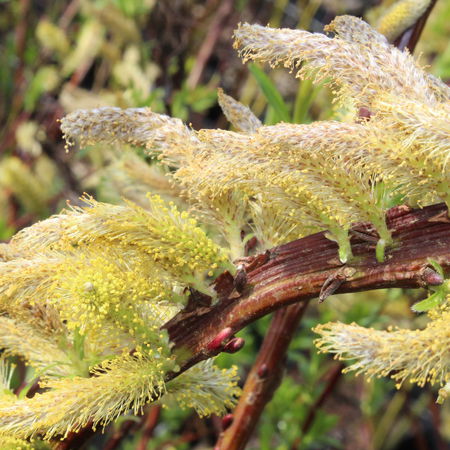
<box><xmin>0</xmin><ymin>194</ymin><xmax>238</xmax><ymax>442</ymax></box>
<box><xmin>60</xmin><ymin>14</ymin><xmax>450</xmax><ymax>402</ymax></box>
<box><xmin>1</xmin><ymin>8</ymin><xmax>450</xmax><ymax>446</ymax></box>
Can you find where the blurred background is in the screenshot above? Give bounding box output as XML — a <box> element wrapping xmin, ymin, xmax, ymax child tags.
<box><xmin>1</xmin><ymin>0</ymin><xmax>450</xmax><ymax>448</ymax></box>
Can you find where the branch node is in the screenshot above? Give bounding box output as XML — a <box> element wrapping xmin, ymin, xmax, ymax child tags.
<box><xmin>319</xmin><ymin>268</ymin><xmax>356</xmax><ymax>303</ymax></box>
<box><xmin>236</xmin><ymin>250</ymin><xmax>271</xmax><ymax>272</ymax></box>
<box><xmin>223</xmin><ymin>337</ymin><xmax>245</xmax><ymax>353</ymax></box>
<box><xmin>234</xmin><ymin>267</ymin><xmax>248</xmax><ymax>294</ymax></box>
<box><xmin>221</xmin><ymin>414</ymin><xmax>234</xmax><ymax>431</ymax></box>
<box><xmin>420</xmin><ymin>266</ymin><xmax>444</xmax><ymax>287</ymax></box>
<box><xmin>257</xmin><ymin>363</ymin><xmax>269</xmax><ymax>379</ymax></box>
<box><xmin>206</xmin><ymin>327</ymin><xmax>234</xmax><ymax>351</ymax></box>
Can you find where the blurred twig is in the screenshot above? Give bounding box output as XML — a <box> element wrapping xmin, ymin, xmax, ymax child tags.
<box><xmin>58</xmin><ymin>0</ymin><xmax>81</xmax><ymax>30</ymax></box>
<box><xmin>155</xmin><ymin>431</ymin><xmax>198</xmax><ymax>450</ymax></box>
<box><xmin>55</xmin><ymin>423</ymin><xmax>96</xmax><ymax>450</ymax></box>
<box><xmin>429</xmin><ymin>398</ymin><xmax>447</xmax><ymax>450</ymax></box>
<box><xmin>102</xmin><ymin>405</ymin><xmax>161</xmax><ymax>450</ymax></box>
<box><xmin>11</xmin><ymin>0</ymin><xmax>30</xmax><ymax>114</ymax></box>
<box><xmin>137</xmin><ymin>406</ymin><xmax>161</xmax><ymax>450</ymax></box>
<box><xmin>291</xmin><ymin>363</ymin><xmax>344</xmax><ymax>450</ymax></box>
<box><xmin>103</xmin><ymin>420</ymin><xmax>136</xmax><ymax>450</ymax></box>
<box><xmin>186</xmin><ymin>0</ymin><xmax>235</xmax><ymax>89</ymax></box>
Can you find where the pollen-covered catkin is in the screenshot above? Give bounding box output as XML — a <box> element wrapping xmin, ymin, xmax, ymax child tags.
<box><xmin>217</xmin><ymin>88</ymin><xmax>262</xmax><ymax>132</ymax></box>
<box><xmin>60</xmin><ymin>107</ymin><xmax>196</xmax><ymax>152</ymax></box>
<box><xmin>233</xmin><ymin>18</ymin><xmax>440</xmax><ymax>110</ymax></box>
<box><xmin>1</xmin><ymin>12</ymin><xmax>450</xmax><ymax>443</ymax></box>
<box><xmin>7</xmin><ymin>194</ymin><xmax>232</xmax><ymax>287</ymax></box>
<box><xmin>377</xmin><ymin>0</ymin><xmax>431</xmax><ymax>41</ymax></box>
<box><xmin>314</xmin><ymin>301</ymin><xmax>450</xmax><ymax>391</ymax></box>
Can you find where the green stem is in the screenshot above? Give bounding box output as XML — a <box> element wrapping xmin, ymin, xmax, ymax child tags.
<box><xmin>327</xmin><ymin>227</ymin><xmax>352</xmax><ymax>263</ymax></box>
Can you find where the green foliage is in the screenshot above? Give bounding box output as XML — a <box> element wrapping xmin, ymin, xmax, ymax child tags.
<box><xmin>171</xmin><ymin>83</ymin><xmax>218</xmax><ymax>121</ymax></box>
<box><xmin>0</xmin><ymin>220</ymin><xmax>15</xmax><ymax>241</ymax></box>
<box><xmin>248</xmin><ymin>63</ymin><xmax>291</xmax><ymax>124</ymax></box>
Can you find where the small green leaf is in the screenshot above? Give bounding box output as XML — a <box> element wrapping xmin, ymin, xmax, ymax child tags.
<box><xmin>411</xmin><ymin>290</ymin><xmax>445</xmax><ymax>312</ymax></box>
<box><xmin>293</xmin><ymin>79</ymin><xmax>318</xmax><ymax>124</ymax></box>
<box><xmin>248</xmin><ymin>63</ymin><xmax>291</xmax><ymax>123</ymax></box>
<box><xmin>427</xmin><ymin>258</ymin><xmax>444</xmax><ymax>277</ymax></box>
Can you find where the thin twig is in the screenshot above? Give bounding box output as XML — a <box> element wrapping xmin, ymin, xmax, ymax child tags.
<box><xmin>11</xmin><ymin>0</ymin><xmax>30</xmax><ymax>110</ymax></box>
<box><xmin>155</xmin><ymin>431</ymin><xmax>198</xmax><ymax>450</ymax></box>
<box><xmin>56</xmin><ymin>424</ymin><xmax>96</xmax><ymax>450</ymax></box>
<box><xmin>186</xmin><ymin>0</ymin><xmax>235</xmax><ymax>89</ymax></box>
<box><xmin>101</xmin><ymin>405</ymin><xmax>161</xmax><ymax>450</ymax></box>
<box><xmin>58</xmin><ymin>0</ymin><xmax>81</xmax><ymax>30</ymax></box>
<box><xmin>0</xmin><ymin>0</ymin><xmax>31</xmax><ymax>152</ymax></box>
<box><xmin>137</xmin><ymin>406</ymin><xmax>161</xmax><ymax>450</ymax></box>
<box><xmin>428</xmin><ymin>397</ymin><xmax>447</xmax><ymax>450</ymax></box>
<box><xmin>291</xmin><ymin>363</ymin><xmax>344</xmax><ymax>450</ymax></box>
<box><xmin>102</xmin><ymin>420</ymin><xmax>136</xmax><ymax>450</ymax></box>
<box><xmin>216</xmin><ymin>302</ymin><xmax>310</xmax><ymax>450</ymax></box>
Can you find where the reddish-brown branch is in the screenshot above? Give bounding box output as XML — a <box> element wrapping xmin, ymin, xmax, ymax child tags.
<box><xmin>428</xmin><ymin>397</ymin><xmax>447</xmax><ymax>450</ymax></box>
<box><xmin>214</xmin><ymin>212</ymin><xmax>445</xmax><ymax>450</ymax></box>
<box><xmin>102</xmin><ymin>421</ymin><xmax>135</xmax><ymax>450</ymax></box>
<box><xmin>102</xmin><ymin>405</ymin><xmax>161</xmax><ymax>450</ymax></box>
<box><xmin>166</xmin><ymin>203</ymin><xmax>450</xmax><ymax>371</ymax></box>
<box><xmin>137</xmin><ymin>406</ymin><xmax>161</xmax><ymax>450</ymax></box>
<box><xmin>56</xmin><ymin>424</ymin><xmax>96</xmax><ymax>450</ymax></box>
<box><xmin>12</xmin><ymin>0</ymin><xmax>30</xmax><ymax>103</ymax></box>
<box><xmin>216</xmin><ymin>302</ymin><xmax>310</xmax><ymax>450</ymax></box>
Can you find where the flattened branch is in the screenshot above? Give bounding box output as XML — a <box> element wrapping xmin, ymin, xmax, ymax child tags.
<box><xmin>167</xmin><ymin>203</ymin><xmax>450</xmax><ymax>369</ymax></box>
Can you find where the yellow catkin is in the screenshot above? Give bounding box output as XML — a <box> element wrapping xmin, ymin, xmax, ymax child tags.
<box><xmin>0</xmin><ymin>318</ymin><xmax>73</xmax><ymax>378</ymax></box>
<box><xmin>7</xmin><ymin>195</ymin><xmax>232</xmax><ymax>287</ymax></box>
<box><xmin>314</xmin><ymin>302</ymin><xmax>450</xmax><ymax>394</ymax></box>
<box><xmin>171</xmin><ymin>121</ymin><xmax>394</xmax><ymax>260</ymax></box>
<box><xmin>163</xmin><ymin>361</ymin><xmax>241</xmax><ymax>417</ymax></box>
<box><xmin>0</xmin><ymin>157</ymin><xmax>54</xmax><ymax>215</ymax></box>
<box><xmin>217</xmin><ymin>88</ymin><xmax>262</xmax><ymax>132</ymax></box>
<box><xmin>233</xmin><ymin>18</ymin><xmax>440</xmax><ymax>110</ymax></box>
<box><xmin>0</xmin><ymin>355</ymin><xmax>240</xmax><ymax>440</ymax></box>
<box><xmin>377</xmin><ymin>0</ymin><xmax>431</xmax><ymax>41</ymax></box>
<box><xmin>0</xmin><ymin>354</ymin><xmax>173</xmax><ymax>439</ymax></box>
<box><xmin>60</xmin><ymin>107</ymin><xmax>194</xmax><ymax>150</ymax></box>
